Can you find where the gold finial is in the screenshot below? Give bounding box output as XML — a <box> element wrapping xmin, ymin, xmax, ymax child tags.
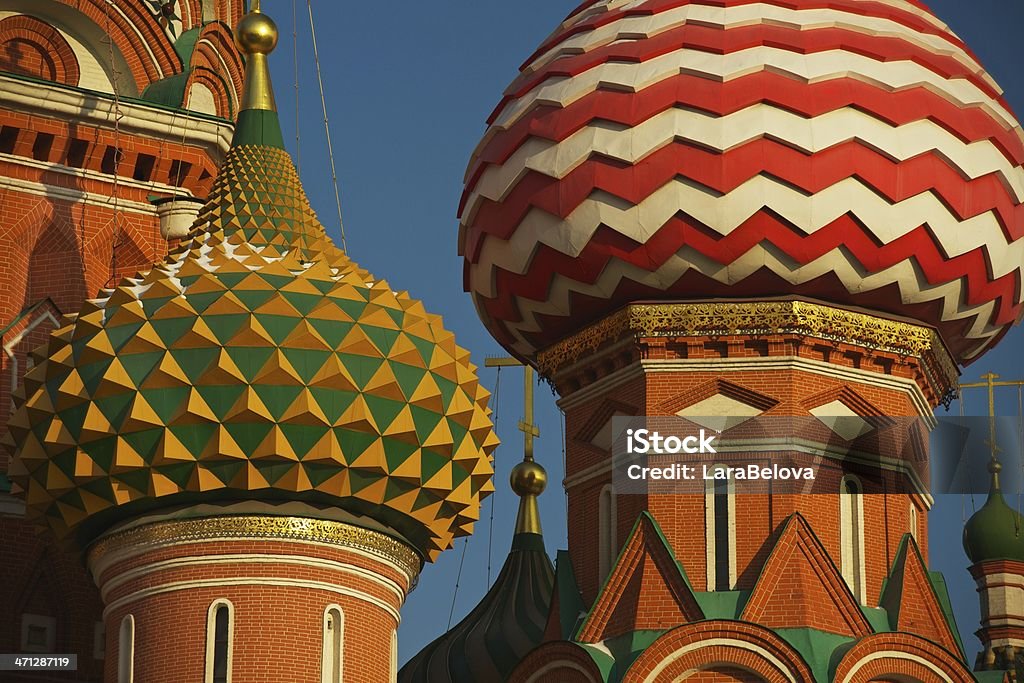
<box><xmin>510</xmin><ymin>459</ymin><xmax>546</xmax><ymax>535</ymax></box>
<box><xmin>989</xmin><ymin>458</ymin><xmax>1003</xmax><ymax>492</ymax></box>
<box><xmin>235</xmin><ymin>7</ymin><xmax>278</xmax><ymax>111</ymax></box>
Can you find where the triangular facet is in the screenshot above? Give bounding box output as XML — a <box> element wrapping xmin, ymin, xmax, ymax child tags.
<box><xmin>577</xmin><ymin>512</ymin><xmax>703</xmax><ymax>643</ymax></box>
<box><xmin>740</xmin><ymin>513</ymin><xmax>873</xmax><ymax>638</ymax></box>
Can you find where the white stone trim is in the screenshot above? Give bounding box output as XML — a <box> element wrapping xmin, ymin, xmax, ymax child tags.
<box><xmin>644</xmin><ymin>637</ymin><xmax>798</xmax><ymax>683</ymax></box>
<box><xmin>0</xmin><ymin>174</ymin><xmax>158</xmax><ymax>215</ymax></box>
<box><xmin>204</xmin><ymin>599</ymin><xmax>233</xmax><ymax>683</ymax></box>
<box><xmin>705</xmin><ymin>465</ymin><xmax>737</xmax><ymax>591</ymax></box>
<box><xmin>117</xmin><ymin>614</ymin><xmax>134</xmax><ymax>683</ymax></box>
<box><xmin>102</xmin><ymin>577</ymin><xmax>402</xmax><ymax>624</ymax></box>
<box><xmin>840</xmin><ymin>475</ymin><xmax>867</xmax><ymax>603</ymax></box>
<box><xmin>4</xmin><ymin>307</ymin><xmax>59</xmax><ymax>409</ymax></box>
<box><xmin>90</xmin><ymin>535</ymin><xmax>417</xmax><ymax>589</ymax></box>
<box><xmin>0</xmin><ymin>75</ymin><xmax>232</xmax><ymax>154</ymax></box>
<box><xmin>0</xmin><ymin>152</ymin><xmax>202</xmax><ymax>196</ymax></box>
<box><xmin>839</xmin><ymin>651</ymin><xmax>953</xmax><ymax>683</ymax></box>
<box><xmin>98</xmin><ymin>553</ymin><xmax>406</xmax><ymax>606</ymax></box>
<box><xmin>557</xmin><ymin>356</ymin><xmax>934</xmax><ymax>421</ymax></box>
<box><xmin>321</xmin><ymin>604</ymin><xmax>344</xmax><ymax>683</ymax></box>
<box><xmin>523</xmin><ymin>661</ymin><xmax>596</xmax><ymax>683</ymax></box>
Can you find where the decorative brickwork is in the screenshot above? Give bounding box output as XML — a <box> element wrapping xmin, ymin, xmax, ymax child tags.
<box><xmin>622</xmin><ymin>621</ymin><xmax>816</xmax><ymax>683</ymax></box>
<box><xmin>0</xmin><ymin>15</ymin><xmax>80</xmax><ymax>86</ymax></box>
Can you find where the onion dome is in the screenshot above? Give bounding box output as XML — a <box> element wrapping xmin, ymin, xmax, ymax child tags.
<box><xmin>398</xmin><ymin>456</ymin><xmax>554</xmax><ymax>682</ymax></box>
<box><xmin>4</xmin><ymin>7</ymin><xmax>497</xmax><ymax>560</ymax></box>
<box><xmin>964</xmin><ymin>460</ymin><xmax>1024</xmax><ymax>564</ymax></box>
<box><xmin>459</xmin><ymin>0</ymin><xmax>1024</xmax><ymax>363</ymax></box>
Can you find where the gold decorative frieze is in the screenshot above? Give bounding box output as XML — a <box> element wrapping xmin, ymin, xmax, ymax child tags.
<box><xmin>89</xmin><ymin>515</ymin><xmax>421</xmax><ymax>578</ymax></box>
<box><xmin>536</xmin><ymin>301</ymin><xmax>958</xmax><ymax>400</ymax></box>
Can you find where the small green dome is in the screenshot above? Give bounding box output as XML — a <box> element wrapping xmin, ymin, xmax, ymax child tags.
<box><xmin>963</xmin><ymin>464</ymin><xmax>1024</xmax><ymax>564</ymax></box>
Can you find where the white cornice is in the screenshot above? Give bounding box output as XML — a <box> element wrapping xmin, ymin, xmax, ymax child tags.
<box><xmin>0</xmin><ymin>75</ymin><xmax>233</xmax><ymax>155</ymax></box>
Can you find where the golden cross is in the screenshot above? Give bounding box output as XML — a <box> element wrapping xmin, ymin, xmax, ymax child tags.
<box><xmin>959</xmin><ymin>372</ymin><xmax>1024</xmax><ymax>460</ymax></box>
<box><xmin>484</xmin><ymin>357</ymin><xmax>540</xmax><ymax>461</ymax></box>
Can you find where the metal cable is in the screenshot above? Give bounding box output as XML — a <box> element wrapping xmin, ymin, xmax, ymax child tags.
<box><xmin>447</xmin><ymin>538</ymin><xmax>470</xmax><ymax>630</ymax></box>
<box><xmin>102</xmin><ymin>1</ymin><xmax>126</xmax><ymax>286</ymax></box>
<box><xmin>486</xmin><ymin>366</ymin><xmax>502</xmax><ymax>588</ymax></box>
<box><xmin>306</xmin><ymin>0</ymin><xmax>347</xmax><ymax>251</ymax></box>
<box><xmin>291</xmin><ymin>0</ymin><xmax>301</xmax><ymax>174</ymax></box>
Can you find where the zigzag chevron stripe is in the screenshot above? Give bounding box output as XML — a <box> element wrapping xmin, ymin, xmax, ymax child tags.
<box><xmin>468</xmin><ymin>74</ymin><xmax>1024</xmax><ymax>179</ymax></box>
<box><xmin>549</xmin><ymin>0</ymin><xmax>963</xmax><ymax>55</ymax></box>
<box><xmin>462</xmin><ymin>146</ymin><xmax>1024</xmax><ymax>261</ymax></box>
<box><xmin>512</xmin><ymin>15</ymin><xmax>1001</xmax><ymax>104</ymax></box>
<box><xmin>493</xmin><ymin>47</ymin><xmax>1017</xmax><ymax>132</ymax></box>
<box><xmin>460</xmin><ymin>0</ymin><xmax>1024</xmax><ymax>365</ymax></box>
<box><xmin>467</xmin><ymin>176</ymin><xmax>1024</xmax><ymax>286</ymax></box>
<box><xmin>523</xmin><ymin>4</ymin><xmax>986</xmax><ymax>78</ymax></box>
<box><xmin>465</xmin><ymin>106</ymin><xmax>1024</xmax><ymax>205</ymax></box>
<box><xmin>480</xmin><ymin>239</ymin><xmax>1011</xmax><ymax>360</ymax></box>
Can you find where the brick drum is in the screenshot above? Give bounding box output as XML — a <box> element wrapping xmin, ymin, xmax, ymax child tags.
<box><xmin>89</xmin><ymin>517</ymin><xmax>417</xmax><ymax>683</ymax></box>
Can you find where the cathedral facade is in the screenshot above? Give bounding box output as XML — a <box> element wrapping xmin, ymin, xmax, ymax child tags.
<box><xmin>2</xmin><ymin>2</ymin><xmax>1024</xmax><ymax>683</ymax></box>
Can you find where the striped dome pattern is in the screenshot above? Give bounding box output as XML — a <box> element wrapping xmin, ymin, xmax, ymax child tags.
<box><xmin>459</xmin><ymin>0</ymin><xmax>1024</xmax><ymax>363</ymax></box>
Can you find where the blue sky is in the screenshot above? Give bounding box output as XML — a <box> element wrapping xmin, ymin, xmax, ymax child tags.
<box><xmin>267</xmin><ymin>0</ymin><xmax>1024</xmax><ymax>665</ymax></box>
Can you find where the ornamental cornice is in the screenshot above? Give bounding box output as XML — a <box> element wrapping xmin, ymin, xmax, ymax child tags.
<box><xmin>88</xmin><ymin>515</ymin><xmax>422</xmax><ymax>579</ymax></box>
<box><xmin>536</xmin><ymin>301</ymin><xmax>958</xmax><ymax>403</ymax></box>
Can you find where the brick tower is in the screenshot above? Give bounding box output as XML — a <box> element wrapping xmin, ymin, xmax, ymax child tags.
<box><xmin>0</xmin><ymin>1</ymin><xmax>242</xmax><ymax>678</ymax></box>
<box><xmin>4</xmin><ymin>4</ymin><xmax>497</xmax><ymax>683</ymax></box>
<box><xmin>965</xmin><ymin>460</ymin><xmax>1024</xmax><ymax>675</ymax></box>
<box><xmin>455</xmin><ymin>1</ymin><xmax>1024</xmax><ymax>681</ymax></box>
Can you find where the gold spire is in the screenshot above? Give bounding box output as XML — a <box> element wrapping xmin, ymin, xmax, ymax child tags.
<box><xmin>485</xmin><ymin>358</ymin><xmax>547</xmax><ymax>536</ymax></box>
<box><xmin>235</xmin><ymin>4</ymin><xmax>278</xmax><ymax>112</ymax></box>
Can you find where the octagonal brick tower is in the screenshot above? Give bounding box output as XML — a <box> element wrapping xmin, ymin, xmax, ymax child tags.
<box><xmin>5</xmin><ymin>6</ymin><xmax>496</xmax><ymax>683</ymax></box>
<box><xmin>459</xmin><ymin>1</ymin><xmax>1024</xmax><ymax>680</ymax></box>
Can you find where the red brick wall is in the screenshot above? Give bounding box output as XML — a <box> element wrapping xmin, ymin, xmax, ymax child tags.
<box><xmin>560</xmin><ymin>331</ymin><xmax>932</xmax><ymax>606</ymax></box>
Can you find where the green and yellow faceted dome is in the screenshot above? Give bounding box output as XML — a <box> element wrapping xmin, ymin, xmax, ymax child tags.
<box><xmin>5</xmin><ymin>9</ymin><xmax>496</xmax><ymax>560</ymax></box>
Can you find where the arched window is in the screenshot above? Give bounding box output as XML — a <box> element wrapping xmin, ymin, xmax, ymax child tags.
<box><xmin>598</xmin><ymin>484</ymin><xmax>617</xmax><ymax>583</ymax></box>
<box><xmin>705</xmin><ymin>465</ymin><xmax>736</xmax><ymax>591</ymax></box>
<box><xmin>909</xmin><ymin>503</ymin><xmax>918</xmax><ymax>540</ymax></box>
<box><xmin>117</xmin><ymin>615</ymin><xmax>134</xmax><ymax>683</ymax></box>
<box><xmin>840</xmin><ymin>476</ymin><xmax>866</xmax><ymax>602</ymax></box>
<box><xmin>321</xmin><ymin>606</ymin><xmax>343</xmax><ymax>683</ymax></box>
<box><xmin>205</xmin><ymin>600</ymin><xmax>233</xmax><ymax>683</ymax></box>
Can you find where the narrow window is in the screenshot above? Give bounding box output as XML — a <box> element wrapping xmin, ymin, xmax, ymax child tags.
<box><xmin>598</xmin><ymin>485</ymin><xmax>616</xmax><ymax>583</ymax></box>
<box><xmin>101</xmin><ymin>146</ymin><xmax>123</xmax><ymax>175</ymax></box>
<box><xmin>168</xmin><ymin>159</ymin><xmax>193</xmax><ymax>186</ymax></box>
<box><xmin>118</xmin><ymin>615</ymin><xmax>134</xmax><ymax>683</ymax></box>
<box><xmin>909</xmin><ymin>503</ymin><xmax>918</xmax><ymax>540</ymax></box>
<box><xmin>705</xmin><ymin>465</ymin><xmax>736</xmax><ymax>590</ymax></box>
<box><xmin>132</xmin><ymin>153</ymin><xmax>156</xmax><ymax>181</ymax></box>
<box><xmin>840</xmin><ymin>476</ymin><xmax>866</xmax><ymax>602</ymax></box>
<box><xmin>206</xmin><ymin>600</ymin><xmax>233</xmax><ymax>683</ymax></box>
<box><xmin>67</xmin><ymin>139</ymin><xmax>89</xmax><ymax>168</ymax></box>
<box><xmin>31</xmin><ymin>133</ymin><xmax>54</xmax><ymax>162</ymax></box>
<box><xmin>321</xmin><ymin>606</ymin><xmax>343</xmax><ymax>683</ymax></box>
<box><xmin>0</xmin><ymin>126</ymin><xmax>19</xmax><ymax>154</ymax></box>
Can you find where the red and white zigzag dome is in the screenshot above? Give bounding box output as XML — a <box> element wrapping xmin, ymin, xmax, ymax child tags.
<box><xmin>458</xmin><ymin>0</ymin><xmax>1024</xmax><ymax>364</ymax></box>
